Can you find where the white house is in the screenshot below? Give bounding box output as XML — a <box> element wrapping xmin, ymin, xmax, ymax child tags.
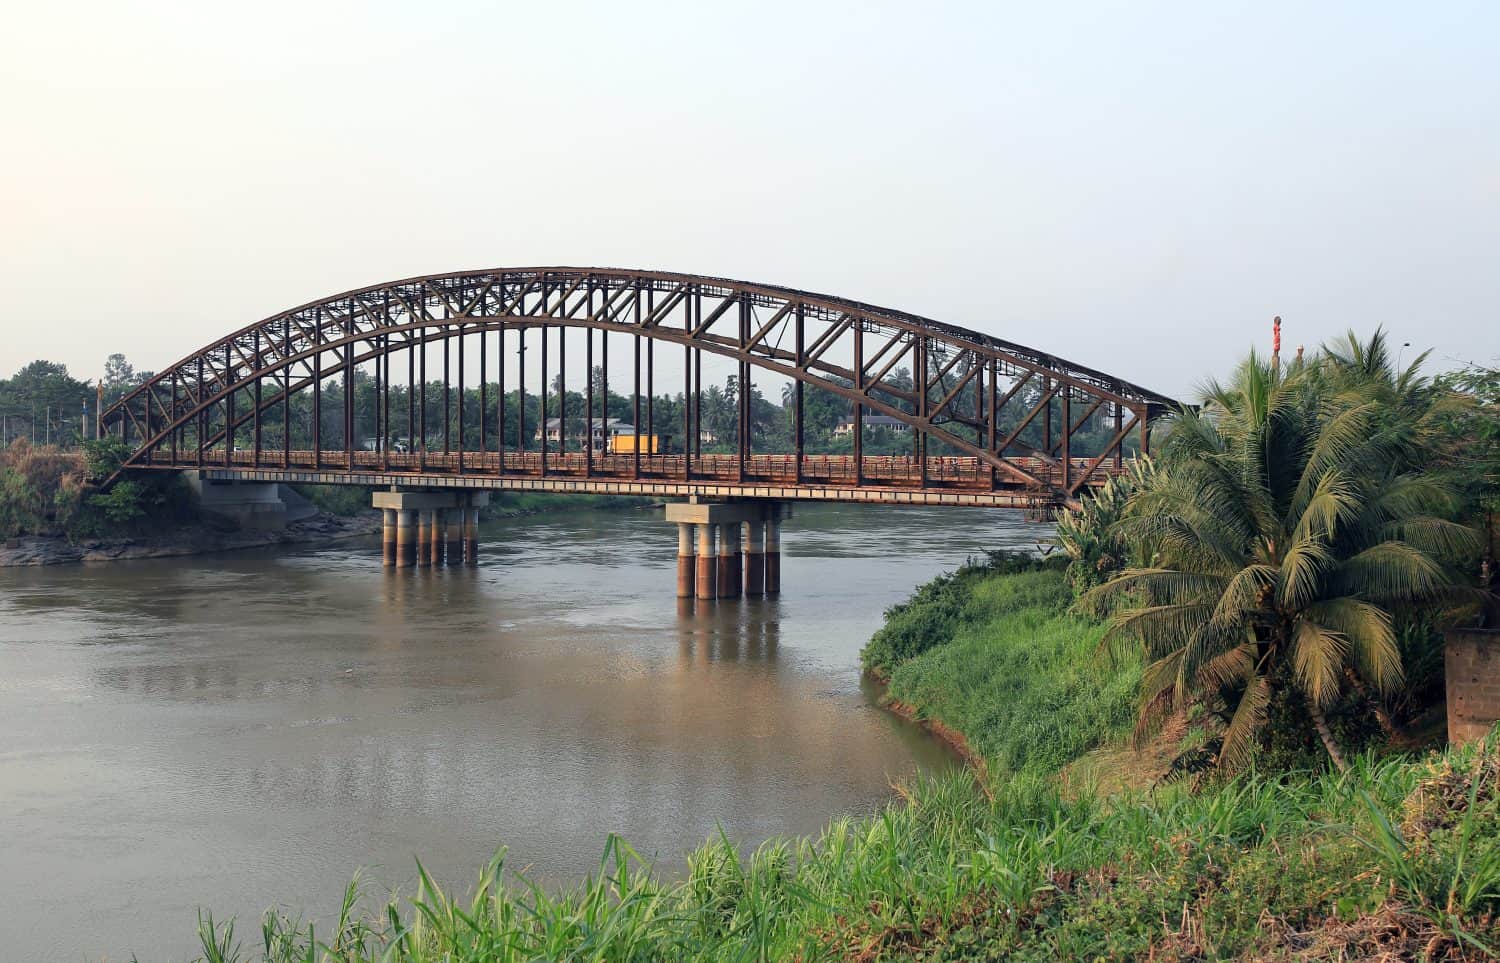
<box><xmin>536</xmin><ymin>417</ymin><xmax>634</xmax><ymax>450</ymax></box>
<box><xmin>833</xmin><ymin>414</ymin><xmax>911</xmax><ymax>437</ymax></box>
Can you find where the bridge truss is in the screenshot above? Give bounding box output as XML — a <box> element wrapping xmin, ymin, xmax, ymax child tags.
<box><xmin>100</xmin><ymin>268</ymin><xmax>1179</xmax><ymax>509</ymax></box>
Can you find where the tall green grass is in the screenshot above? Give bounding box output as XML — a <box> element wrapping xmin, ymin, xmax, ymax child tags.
<box><xmin>872</xmin><ymin>566</ymin><xmax>1140</xmax><ymax>774</ymax></box>
<box><xmin>185</xmin><ymin>738</ymin><xmax>1500</xmax><ymax>961</ymax></box>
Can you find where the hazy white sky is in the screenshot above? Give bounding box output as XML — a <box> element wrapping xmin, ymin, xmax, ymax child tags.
<box><xmin>1</xmin><ymin>0</ymin><xmax>1495</xmax><ymax>398</ymax></box>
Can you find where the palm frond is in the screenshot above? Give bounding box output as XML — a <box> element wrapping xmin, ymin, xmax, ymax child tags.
<box><xmin>1303</xmin><ymin>598</ymin><xmax>1404</xmax><ymax>694</ymax></box>
<box><xmin>1278</xmin><ymin>536</ymin><xmax>1333</xmax><ymax>610</ymax></box>
<box><xmin>1218</xmin><ymin>672</ymin><xmax>1271</xmax><ymax>770</ymax></box>
<box><xmin>1331</xmin><ymin>540</ymin><xmax>1449</xmax><ymax>604</ymax></box>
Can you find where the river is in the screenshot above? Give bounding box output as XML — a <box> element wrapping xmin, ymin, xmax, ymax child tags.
<box><xmin>0</xmin><ymin>502</ymin><xmax>1051</xmax><ymax>961</ymax></box>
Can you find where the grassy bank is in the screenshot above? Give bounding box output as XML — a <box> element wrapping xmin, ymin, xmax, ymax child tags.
<box><xmin>183</xmin><ymin>564</ymin><xmax>1500</xmax><ymax>961</ymax></box>
<box><xmin>862</xmin><ymin>559</ymin><xmax>1140</xmax><ymax>775</ymax></box>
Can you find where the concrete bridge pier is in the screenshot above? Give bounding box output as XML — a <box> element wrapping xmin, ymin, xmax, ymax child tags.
<box><xmin>743</xmin><ymin>519</ymin><xmax>765</xmax><ymax>596</ymax></box>
<box><xmin>463</xmin><ymin>504</ymin><xmax>480</xmax><ymax>565</ymax></box>
<box><xmin>396</xmin><ymin>509</ymin><xmax>416</xmax><ymax>567</ymax></box>
<box><xmin>372</xmin><ymin>491</ymin><xmax>489</xmax><ymax>570</ymax></box>
<box><xmin>430</xmin><ymin>509</ymin><xmax>446</xmax><ymax>566</ymax></box>
<box><xmin>417</xmin><ymin>510</ymin><xmax>432</xmax><ymax>567</ymax></box>
<box><xmin>666</xmin><ymin>500</ymin><xmax>788</xmax><ymax>601</ymax></box>
<box><xmin>695</xmin><ymin>523</ymin><xmax>718</xmax><ymax>601</ymax></box>
<box><xmin>765</xmin><ymin>506</ymin><xmax>785</xmax><ymax>595</ymax></box>
<box><xmin>444</xmin><ymin>510</ymin><xmax>463</xmax><ymax>566</ymax></box>
<box><xmin>382</xmin><ymin>509</ymin><xmax>397</xmax><ymax>567</ymax></box>
<box><xmin>676</xmin><ymin>523</ymin><xmax>696</xmax><ymax>598</ymax></box>
<box><xmin>719</xmin><ymin>522</ymin><xmax>741</xmax><ymax>599</ymax></box>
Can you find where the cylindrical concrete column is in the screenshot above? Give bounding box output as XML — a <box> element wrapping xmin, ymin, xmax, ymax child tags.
<box><xmin>417</xmin><ymin>510</ymin><xmax>433</xmax><ymax>567</ymax></box>
<box><xmin>676</xmin><ymin>522</ymin><xmax>696</xmax><ymax>598</ymax></box>
<box><xmin>395</xmin><ymin>509</ymin><xmax>416</xmax><ymax>568</ymax></box>
<box><xmin>695</xmin><ymin>523</ymin><xmax>718</xmax><ymax>601</ymax></box>
<box><xmin>743</xmin><ymin>519</ymin><xmax>765</xmax><ymax>596</ymax></box>
<box><xmin>464</xmin><ymin>507</ymin><xmax>480</xmax><ymax>565</ymax></box>
<box><xmin>430</xmin><ymin>508</ymin><xmax>446</xmax><ymax>567</ymax></box>
<box><xmin>718</xmin><ymin>521</ymin><xmax>741</xmax><ymax>599</ymax></box>
<box><xmin>445</xmin><ymin>509</ymin><xmax>463</xmax><ymax>566</ymax></box>
<box><xmin>765</xmin><ymin>515</ymin><xmax>781</xmax><ymax>595</ymax></box>
<box><xmin>382</xmin><ymin>508</ymin><xmax>397</xmax><ymax>567</ymax></box>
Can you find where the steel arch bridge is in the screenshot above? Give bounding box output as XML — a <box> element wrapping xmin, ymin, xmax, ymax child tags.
<box><xmin>99</xmin><ymin>267</ymin><xmax>1179</xmax><ymax>510</ymax></box>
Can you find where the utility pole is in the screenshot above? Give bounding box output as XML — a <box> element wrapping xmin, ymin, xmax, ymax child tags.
<box><xmin>1271</xmin><ymin>316</ymin><xmax>1281</xmax><ymax>372</ymax></box>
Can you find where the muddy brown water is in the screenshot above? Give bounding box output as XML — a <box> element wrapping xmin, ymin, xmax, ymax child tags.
<box><xmin>0</xmin><ymin>502</ymin><xmax>1051</xmax><ymax>961</ymax></box>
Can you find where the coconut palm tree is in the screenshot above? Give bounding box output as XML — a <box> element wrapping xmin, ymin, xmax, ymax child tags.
<box><xmin>1086</xmin><ymin>350</ymin><xmax>1475</xmax><ymax>771</ymax></box>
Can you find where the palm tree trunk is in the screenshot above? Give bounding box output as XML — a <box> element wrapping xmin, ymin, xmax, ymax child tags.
<box><xmin>1307</xmin><ymin>698</ymin><xmax>1349</xmax><ymax>773</ymax></box>
<box><xmin>1343</xmin><ymin>668</ymin><xmax>1402</xmax><ymax>741</ymax></box>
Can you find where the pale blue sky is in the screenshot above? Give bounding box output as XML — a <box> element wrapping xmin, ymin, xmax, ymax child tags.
<box><xmin>1</xmin><ymin>0</ymin><xmax>1495</xmax><ymax>397</ymax></box>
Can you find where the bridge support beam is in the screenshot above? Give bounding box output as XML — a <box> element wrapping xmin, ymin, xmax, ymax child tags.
<box><xmin>744</xmin><ymin>519</ymin><xmax>765</xmax><ymax>597</ymax></box>
<box><xmin>396</xmin><ymin>509</ymin><xmax>416</xmax><ymax>568</ymax></box>
<box><xmin>382</xmin><ymin>509</ymin><xmax>397</xmax><ymax>567</ymax></box>
<box><xmin>665</xmin><ymin>500</ymin><xmax>789</xmax><ymax>601</ymax></box>
<box><xmin>766</xmin><ymin>506</ymin><xmax>784</xmax><ymax>596</ymax></box>
<box><xmin>676</xmin><ymin>523</ymin><xmax>695</xmax><ymax>598</ymax></box>
<box><xmin>695</xmin><ymin>523</ymin><xmax>717</xmax><ymax>601</ymax></box>
<box><xmin>719</xmin><ymin>522</ymin><xmax>741</xmax><ymax>599</ymax></box>
<box><xmin>432</xmin><ymin>509</ymin><xmax>448</xmax><ymax>566</ymax></box>
<box><xmin>464</xmin><ymin>505</ymin><xmax>480</xmax><ymax>565</ymax></box>
<box><xmin>372</xmin><ymin>490</ymin><xmax>490</xmax><ymax>571</ymax></box>
<box><xmin>445</xmin><ymin>510</ymin><xmax>463</xmax><ymax>568</ymax></box>
<box><xmin>417</xmin><ymin>510</ymin><xmax>432</xmax><ymax>567</ymax></box>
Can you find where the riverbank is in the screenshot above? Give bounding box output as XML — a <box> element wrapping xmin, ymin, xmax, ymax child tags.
<box><xmin>0</xmin><ymin>511</ymin><xmax>379</xmax><ymax>567</ymax></box>
<box><xmin>180</xmin><ymin>562</ymin><xmax>1499</xmax><ymax>961</ymax></box>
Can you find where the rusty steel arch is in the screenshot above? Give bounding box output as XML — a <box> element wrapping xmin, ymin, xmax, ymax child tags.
<box><xmin>99</xmin><ymin>267</ymin><xmax>1179</xmax><ymax>508</ymax></box>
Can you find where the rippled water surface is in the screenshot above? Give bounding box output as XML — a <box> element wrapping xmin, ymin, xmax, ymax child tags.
<box><xmin>0</xmin><ymin>503</ymin><xmax>1050</xmax><ymax>961</ymax></box>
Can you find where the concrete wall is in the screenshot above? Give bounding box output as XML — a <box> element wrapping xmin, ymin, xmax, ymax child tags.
<box><xmin>1446</xmin><ymin>628</ymin><xmax>1500</xmax><ymax>745</ymax></box>
<box><xmin>182</xmin><ymin>472</ymin><xmax>290</xmax><ymax>531</ymax></box>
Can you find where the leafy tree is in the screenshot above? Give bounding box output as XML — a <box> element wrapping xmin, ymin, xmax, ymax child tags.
<box><xmin>1086</xmin><ymin>348</ymin><xmax>1476</xmax><ymax>772</ymax></box>
<box><xmin>0</xmin><ymin>360</ymin><xmax>92</xmax><ymax>446</ymax></box>
<box><xmin>1431</xmin><ymin>362</ymin><xmax>1500</xmax><ymax>621</ymax></box>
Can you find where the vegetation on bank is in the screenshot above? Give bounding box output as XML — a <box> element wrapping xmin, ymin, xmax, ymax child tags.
<box><xmin>0</xmin><ymin>436</ymin><xmax>195</xmax><ymax>540</ymax></box>
<box><xmin>864</xmin><ymin>558</ymin><xmax>1141</xmax><ymax>775</ymax></box>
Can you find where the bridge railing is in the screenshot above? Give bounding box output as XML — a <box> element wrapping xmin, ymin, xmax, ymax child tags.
<box><xmin>162</xmin><ymin>447</ymin><xmax>1126</xmax><ymax>495</ymax></box>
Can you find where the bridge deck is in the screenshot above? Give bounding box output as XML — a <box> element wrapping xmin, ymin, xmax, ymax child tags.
<box><xmin>158</xmin><ymin>451</ymin><xmax>1121</xmax><ymax>509</ymax></box>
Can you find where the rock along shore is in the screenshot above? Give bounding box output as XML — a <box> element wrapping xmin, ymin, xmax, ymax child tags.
<box><xmin>0</xmin><ymin>512</ymin><xmax>380</xmax><ymax>567</ymax></box>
